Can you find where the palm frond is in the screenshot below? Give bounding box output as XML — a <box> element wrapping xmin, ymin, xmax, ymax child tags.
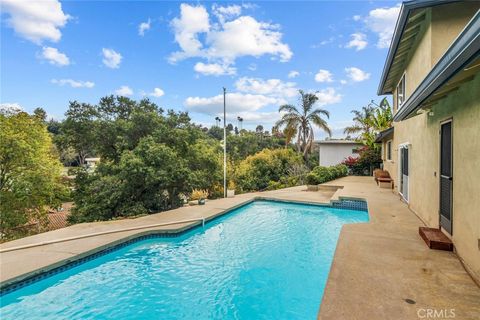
<box><xmin>343</xmin><ymin>125</ymin><xmax>362</xmax><ymax>135</ymax></box>
<box><xmin>310</xmin><ymin>114</ymin><xmax>332</xmax><ymax>137</ymax></box>
<box><xmin>278</xmin><ymin>104</ymin><xmax>300</xmax><ymax>115</ymax></box>
<box><xmin>308</xmin><ymin>108</ymin><xmax>330</xmax><ymax>119</ymax></box>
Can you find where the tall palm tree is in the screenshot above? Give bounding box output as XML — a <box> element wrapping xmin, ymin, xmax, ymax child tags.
<box><xmin>367</xmin><ymin>98</ymin><xmax>392</xmax><ymax>132</ymax></box>
<box><xmin>275</xmin><ymin>90</ymin><xmax>331</xmax><ymax>159</ymax></box>
<box><xmin>283</xmin><ymin>126</ymin><xmax>297</xmax><ymax>148</ymax></box>
<box><xmin>344</xmin><ymin>98</ymin><xmax>392</xmax><ymax>147</ymax></box>
<box><xmin>343</xmin><ymin>105</ymin><xmax>375</xmax><ymax>138</ymax></box>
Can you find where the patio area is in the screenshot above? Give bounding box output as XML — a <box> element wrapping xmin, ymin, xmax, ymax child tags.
<box><xmin>1</xmin><ymin>176</ymin><xmax>479</xmax><ymax>319</ymax></box>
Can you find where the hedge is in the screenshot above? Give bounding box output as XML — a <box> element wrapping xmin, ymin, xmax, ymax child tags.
<box><xmin>305</xmin><ymin>164</ymin><xmax>348</xmax><ymax>185</ymax></box>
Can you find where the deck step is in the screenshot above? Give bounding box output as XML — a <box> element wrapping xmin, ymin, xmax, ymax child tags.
<box><xmin>419</xmin><ymin>227</ymin><xmax>453</xmax><ymax>251</ymax></box>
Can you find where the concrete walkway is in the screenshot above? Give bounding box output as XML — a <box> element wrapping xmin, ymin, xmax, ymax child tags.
<box><xmin>1</xmin><ymin>176</ymin><xmax>479</xmax><ymax>319</ymax></box>
<box><xmin>319</xmin><ymin>176</ymin><xmax>480</xmax><ymax>320</ymax></box>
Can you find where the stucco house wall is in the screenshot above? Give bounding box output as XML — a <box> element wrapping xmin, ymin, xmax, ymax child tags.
<box><xmin>382</xmin><ymin>3</ymin><xmax>480</xmax><ymax>280</ymax></box>
<box><xmin>390</xmin><ymin>73</ymin><xmax>480</xmax><ymax>281</ymax></box>
<box><xmin>318</xmin><ymin>142</ymin><xmax>361</xmax><ymax>167</ymax></box>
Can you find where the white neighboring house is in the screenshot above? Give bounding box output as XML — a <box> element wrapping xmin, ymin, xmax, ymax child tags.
<box><xmin>317</xmin><ymin>140</ymin><xmax>362</xmax><ymax>167</ymax></box>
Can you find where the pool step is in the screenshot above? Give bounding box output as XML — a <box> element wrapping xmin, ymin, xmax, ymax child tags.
<box><xmin>419</xmin><ymin>227</ymin><xmax>453</xmax><ymax>251</ymax></box>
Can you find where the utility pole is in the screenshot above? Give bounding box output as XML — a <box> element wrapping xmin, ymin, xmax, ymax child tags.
<box><xmin>223</xmin><ymin>87</ymin><xmax>227</xmax><ymax>198</ymax></box>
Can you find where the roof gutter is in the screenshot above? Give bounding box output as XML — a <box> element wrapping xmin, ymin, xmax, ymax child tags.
<box><xmin>393</xmin><ymin>10</ymin><xmax>480</xmax><ymax>121</ymax></box>
<box><xmin>377</xmin><ymin>0</ymin><xmax>460</xmax><ymax>95</ymax></box>
<box><xmin>374</xmin><ymin>127</ymin><xmax>394</xmax><ymax>143</ymax></box>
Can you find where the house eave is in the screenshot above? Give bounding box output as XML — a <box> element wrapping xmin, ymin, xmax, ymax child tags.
<box><xmin>377</xmin><ymin>0</ymin><xmax>461</xmax><ymax>96</ymax></box>
<box><xmin>374</xmin><ymin>127</ymin><xmax>394</xmax><ymax>143</ymax></box>
<box><xmin>393</xmin><ymin>10</ymin><xmax>480</xmax><ymax>122</ymax></box>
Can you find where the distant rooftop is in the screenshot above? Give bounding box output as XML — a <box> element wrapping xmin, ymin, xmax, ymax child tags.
<box><xmin>315</xmin><ymin>140</ymin><xmax>361</xmax><ymax>144</ymax></box>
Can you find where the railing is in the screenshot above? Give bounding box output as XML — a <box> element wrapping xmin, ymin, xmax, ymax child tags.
<box><xmin>0</xmin><ymin>217</ymin><xmax>206</xmax><ymax>254</ymax></box>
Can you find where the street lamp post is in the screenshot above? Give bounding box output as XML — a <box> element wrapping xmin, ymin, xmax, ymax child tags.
<box><xmin>223</xmin><ymin>87</ymin><xmax>227</xmax><ymax>198</ymax></box>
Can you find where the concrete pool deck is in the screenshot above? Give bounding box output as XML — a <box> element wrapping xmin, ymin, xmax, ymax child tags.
<box><xmin>1</xmin><ymin>176</ymin><xmax>479</xmax><ymax>319</ymax></box>
<box><xmin>319</xmin><ymin>176</ymin><xmax>480</xmax><ymax>320</ymax></box>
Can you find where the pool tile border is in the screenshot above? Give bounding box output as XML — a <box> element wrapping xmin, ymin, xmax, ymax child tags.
<box><xmin>0</xmin><ymin>198</ymin><xmax>367</xmax><ymax>296</ymax></box>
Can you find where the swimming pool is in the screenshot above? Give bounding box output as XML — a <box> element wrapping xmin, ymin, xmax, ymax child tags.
<box><xmin>0</xmin><ymin>200</ymin><xmax>368</xmax><ymax>319</ymax></box>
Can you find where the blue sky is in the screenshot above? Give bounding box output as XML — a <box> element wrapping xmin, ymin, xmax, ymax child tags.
<box><xmin>1</xmin><ymin>0</ymin><xmax>401</xmax><ymax>138</ymax></box>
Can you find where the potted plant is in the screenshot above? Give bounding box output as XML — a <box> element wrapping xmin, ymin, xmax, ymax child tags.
<box><xmin>227</xmin><ymin>181</ymin><xmax>236</xmax><ymax>198</ymax></box>
<box><xmin>190</xmin><ymin>189</ymin><xmax>209</xmax><ymax>205</ymax></box>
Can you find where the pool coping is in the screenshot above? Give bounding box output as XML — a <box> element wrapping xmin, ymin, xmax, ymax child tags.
<box><xmin>0</xmin><ymin>194</ymin><xmax>367</xmax><ymax>294</ymax></box>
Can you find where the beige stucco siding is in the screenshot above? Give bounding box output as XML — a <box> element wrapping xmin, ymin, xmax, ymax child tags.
<box><xmin>392</xmin><ymin>3</ymin><xmax>479</xmax><ymax>113</ymax></box>
<box><xmin>431</xmin><ymin>2</ymin><xmax>480</xmax><ymax>65</ymax></box>
<box><xmin>443</xmin><ymin>75</ymin><xmax>480</xmax><ymax>281</ymax></box>
<box><xmin>404</xmin><ymin>11</ymin><xmax>432</xmax><ymax>102</ymax></box>
<box><xmin>387</xmin><ymin>74</ymin><xmax>480</xmax><ymax>280</ymax></box>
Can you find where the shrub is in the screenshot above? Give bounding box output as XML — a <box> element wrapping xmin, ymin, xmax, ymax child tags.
<box><xmin>234</xmin><ymin>148</ymin><xmax>303</xmax><ymax>192</ymax></box>
<box><xmin>190</xmin><ymin>189</ymin><xmax>209</xmax><ymax>200</ymax></box>
<box><xmin>342</xmin><ymin>146</ymin><xmax>381</xmax><ymax>176</ymax></box>
<box><xmin>306</xmin><ymin>164</ymin><xmax>348</xmax><ymax>185</ymax></box>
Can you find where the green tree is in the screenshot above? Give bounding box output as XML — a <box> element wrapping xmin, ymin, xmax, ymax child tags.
<box><xmin>208</xmin><ymin>125</ymin><xmax>224</xmax><ymax>140</ymax></box>
<box><xmin>367</xmin><ymin>98</ymin><xmax>393</xmax><ymax>132</ymax></box>
<box><xmin>344</xmin><ymin>98</ymin><xmax>392</xmax><ymax>147</ymax></box>
<box><xmin>343</xmin><ymin>105</ymin><xmax>375</xmax><ymax>140</ymax></box>
<box><xmin>275</xmin><ymin>90</ymin><xmax>331</xmax><ymax>160</ymax></box>
<box><xmin>0</xmin><ymin>110</ymin><xmax>66</xmax><ymax>239</ymax></box>
<box><xmin>283</xmin><ymin>126</ymin><xmax>297</xmax><ymax>147</ymax></box>
<box><xmin>226</xmin><ymin>131</ymin><xmax>286</xmax><ymax>162</ymax></box>
<box><xmin>234</xmin><ymin>148</ymin><xmax>303</xmax><ymax>192</ymax></box>
<box><xmin>33</xmin><ymin>107</ymin><xmax>47</xmax><ymax>122</ymax></box>
<box><xmin>68</xmin><ymin>97</ymin><xmax>224</xmax><ymax>223</ymax></box>
<box><xmin>63</xmin><ymin>101</ymin><xmax>98</xmax><ymax>165</ymax></box>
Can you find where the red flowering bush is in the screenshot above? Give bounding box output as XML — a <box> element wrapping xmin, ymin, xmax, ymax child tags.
<box><xmin>342</xmin><ymin>146</ymin><xmax>381</xmax><ymax>175</ymax></box>
<box><xmin>342</xmin><ymin>156</ymin><xmax>358</xmax><ymax>166</ymax></box>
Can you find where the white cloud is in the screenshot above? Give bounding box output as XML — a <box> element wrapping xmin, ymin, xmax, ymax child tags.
<box><xmin>212</xmin><ymin>4</ymin><xmax>242</xmax><ymax>24</ymax></box>
<box><xmin>353</xmin><ymin>15</ymin><xmax>361</xmax><ymax>21</ymax></box>
<box><xmin>248</xmin><ymin>63</ymin><xmax>257</xmax><ymax>71</ymax></box>
<box><xmin>138</xmin><ymin>18</ymin><xmax>151</xmax><ymax>36</ymax></box>
<box><xmin>41</xmin><ymin>46</ymin><xmax>69</xmax><ymax>66</ymax></box>
<box><xmin>288</xmin><ymin>70</ymin><xmax>299</xmax><ymax>78</ymax></box>
<box><xmin>206</xmin><ymin>16</ymin><xmax>292</xmax><ymax>63</ymax></box>
<box><xmin>340</xmin><ymin>79</ymin><xmax>347</xmax><ymax>85</ymax></box>
<box><xmin>315</xmin><ymin>88</ymin><xmax>342</xmax><ymax>106</ymax></box>
<box><xmin>194</xmin><ymin>62</ymin><xmax>236</xmax><ymax>76</ymax></box>
<box><xmin>235</xmin><ymin>77</ymin><xmax>297</xmax><ymax>98</ymax></box>
<box><xmin>0</xmin><ymin>103</ymin><xmax>23</xmax><ymax>114</ymax></box>
<box><xmin>314</xmin><ymin>69</ymin><xmax>333</xmax><ymax>83</ymax></box>
<box><xmin>234</xmin><ymin>111</ymin><xmax>282</xmax><ymax>123</ymax></box>
<box><xmin>184</xmin><ymin>93</ymin><xmax>279</xmax><ymax>115</ymax></box>
<box><xmin>170</xmin><ymin>4</ymin><xmax>210</xmax><ymax>62</ymax></box>
<box><xmin>365</xmin><ymin>4</ymin><xmax>401</xmax><ymax>49</ymax></box>
<box><xmin>345</xmin><ymin>67</ymin><xmax>370</xmax><ymax>82</ymax></box>
<box><xmin>115</xmin><ymin>85</ymin><xmax>133</xmax><ymax>96</ymax></box>
<box><xmin>1</xmin><ymin>0</ymin><xmax>70</xmax><ymax>44</ymax></box>
<box><xmin>346</xmin><ymin>33</ymin><xmax>367</xmax><ymax>51</ymax></box>
<box><xmin>51</xmin><ymin>79</ymin><xmax>94</xmax><ymax>88</ymax></box>
<box><xmin>102</xmin><ymin>48</ymin><xmax>122</xmax><ymax>69</ymax></box>
<box><xmin>169</xmin><ymin>4</ymin><xmax>292</xmax><ymax>69</ymax></box>
<box><xmin>149</xmin><ymin>87</ymin><xmax>165</xmax><ymax>97</ymax></box>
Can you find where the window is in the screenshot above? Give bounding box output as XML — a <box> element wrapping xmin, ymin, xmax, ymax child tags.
<box><xmin>386</xmin><ymin>140</ymin><xmax>392</xmax><ymax>161</ymax></box>
<box><xmin>396</xmin><ymin>74</ymin><xmax>406</xmax><ymax>108</ymax></box>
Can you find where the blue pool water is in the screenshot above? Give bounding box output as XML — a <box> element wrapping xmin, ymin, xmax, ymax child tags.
<box><xmin>0</xmin><ymin>200</ymin><xmax>368</xmax><ymax>319</ymax></box>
